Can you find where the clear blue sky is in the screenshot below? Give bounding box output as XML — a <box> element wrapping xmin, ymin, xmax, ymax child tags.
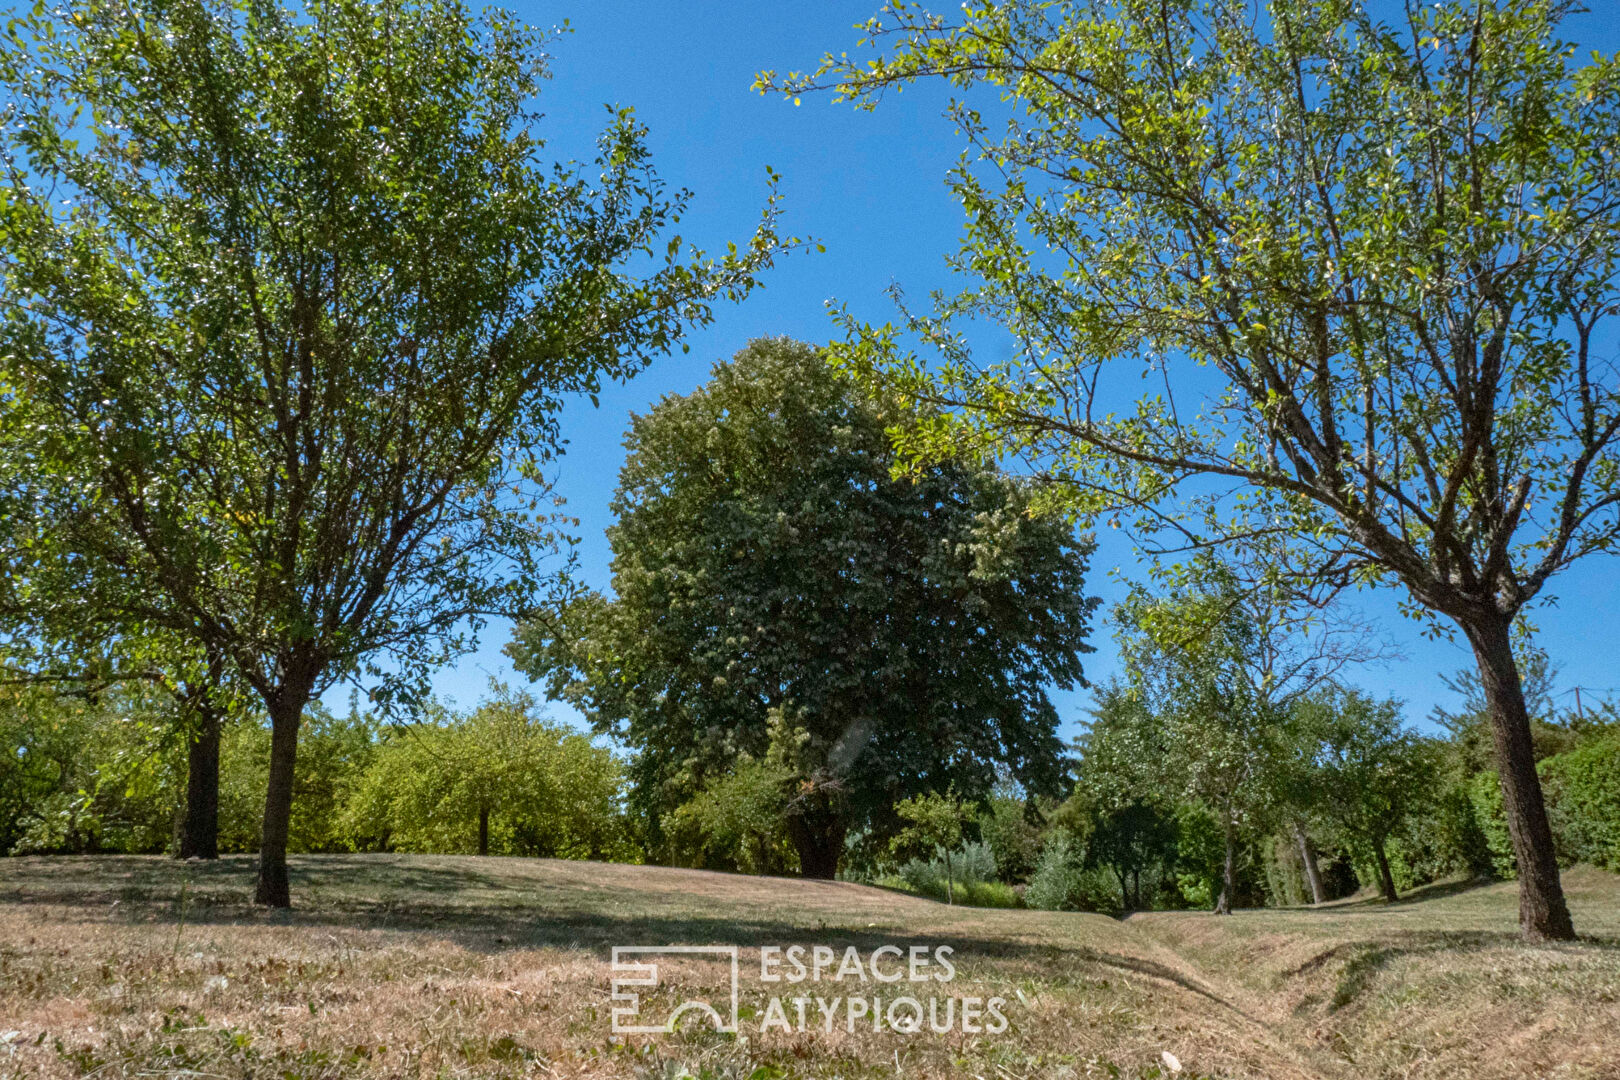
<box><xmin>357</xmin><ymin>2</ymin><xmax>1620</xmax><ymax>738</ymax></box>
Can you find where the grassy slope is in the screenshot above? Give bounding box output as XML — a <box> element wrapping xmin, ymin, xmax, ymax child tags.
<box><xmin>0</xmin><ymin>855</ymin><xmax>1614</xmax><ymax>1079</ymax></box>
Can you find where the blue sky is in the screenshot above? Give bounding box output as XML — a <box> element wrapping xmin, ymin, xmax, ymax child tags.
<box><xmin>359</xmin><ymin>2</ymin><xmax>1620</xmax><ymax>739</ymax></box>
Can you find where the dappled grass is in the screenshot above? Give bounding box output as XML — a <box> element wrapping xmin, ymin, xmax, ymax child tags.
<box><xmin>0</xmin><ymin>855</ymin><xmax>1617</xmax><ymax>1078</ymax></box>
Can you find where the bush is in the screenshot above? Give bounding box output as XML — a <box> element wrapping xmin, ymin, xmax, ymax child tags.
<box><xmin>664</xmin><ymin>759</ymin><xmax>795</xmax><ymax>874</ymax></box>
<box><xmin>1024</xmin><ymin>830</ymin><xmax>1123</xmax><ymax>916</ymax></box>
<box><xmin>893</xmin><ymin>840</ymin><xmax>999</xmax><ymax>902</ymax></box>
<box><xmin>1541</xmin><ymin>735</ymin><xmax>1620</xmax><ymax>871</ymax></box>
<box><xmin>1467</xmin><ymin>770</ymin><xmax>1518</xmax><ymax>877</ymax></box>
<box><xmin>979</xmin><ymin>796</ymin><xmax>1045</xmax><ymax>882</ymax></box>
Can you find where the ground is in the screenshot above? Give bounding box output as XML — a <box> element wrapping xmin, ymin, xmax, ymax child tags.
<box><xmin>0</xmin><ymin>856</ymin><xmax>1616</xmax><ymax>1079</ymax></box>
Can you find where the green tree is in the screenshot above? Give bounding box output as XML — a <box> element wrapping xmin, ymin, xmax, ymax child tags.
<box><xmin>1296</xmin><ymin>690</ymin><xmax>1439</xmax><ymax>902</ymax></box>
<box><xmin>342</xmin><ymin>691</ymin><xmax>630</xmax><ymax>859</ymax></box>
<box><xmin>0</xmin><ymin>0</ymin><xmax>780</xmax><ymax>905</ymax></box>
<box><xmin>511</xmin><ymin>338</ymin><xmax>1096</xmax><ymax>877</ymax></box>
<box><xmin>890</xmin><ymin>790</ymin><xmax>969</xmax><ymax>903</ymax></box>
<box><xmin>1099</xmin><ymin>585</ymin><xmax>1291</xmax><ymax>914</ymax></box>
<box><xmin>771</xmin><ymin>0</ymin><xmax>1620</xmax><ymax>942</ymax></box>
<box><xmin>665</xmin><ymin>756</ymin><xmax>797</xmax><ymax>876</ymax></box>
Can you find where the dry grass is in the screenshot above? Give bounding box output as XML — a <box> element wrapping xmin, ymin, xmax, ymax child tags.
<box><xmin>0</xmin><ymin>855</ymin><xmax>1615</xmax><ymax>1079</ymax></box>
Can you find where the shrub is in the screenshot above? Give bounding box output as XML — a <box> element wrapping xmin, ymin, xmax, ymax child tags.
<box><xmin>894</xmin><ymin>840</ymin><xmax>999</xmax><ymax>901</ymax></box>
<box><xmin>1024</xmin><ymin>830</ymin><xmax>1123</xmax><ymax>916</ymax></box>
<box><xmin>664</xmin><ymin>758</ymin><xmax>795</xmax><ymax>874</ymax></box>
<box><xmin>1541</xmin><ymin>735</ymin><xmax>1620</xmax><ymax>872</ymax></box>
<box><xmin>979</xmin><ymin>796</ymin><xmax>1046</xmax><ymax>882</ymax></box>
<box><xmin>1467</xmin><ymin>771</ymin><xmax>1517</xmax><ymax>878</ymax></box>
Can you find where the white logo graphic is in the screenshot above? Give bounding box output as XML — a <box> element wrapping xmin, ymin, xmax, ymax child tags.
<box><xmin>610</xmin><ymin>946</ymin><xmax>740</xmax><ymax>1034</ymax></box>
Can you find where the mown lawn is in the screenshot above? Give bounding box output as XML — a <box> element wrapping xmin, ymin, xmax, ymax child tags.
<box><xmin>0</xmin><ymin>855</ymin><xmax>1616</xmax><ymax>1079</ymax></box>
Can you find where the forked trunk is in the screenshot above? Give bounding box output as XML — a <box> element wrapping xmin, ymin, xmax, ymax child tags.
<box><xmin>1295</xmin><ymin>821</ymin><xmax>1325</xmax><ymax>905</ymax></box>
<box><xmin>255</xmin><ymin>689</ymin><xmax>308</xmax><ymax>908</ymax></box>
<box><xmin>1371</xmin><ymin>834</ymin><xmax>1398</xmax><ymax>903</ymax></box>
<box><xmin>178</xmin><ymin>702</ymin><xmax>222</xmax><ymax>860</ymax></box>
<box><xmin>1464</xmin><ymin>618</ymin><xmax>1576</xmax><ymax>942</ymax></box>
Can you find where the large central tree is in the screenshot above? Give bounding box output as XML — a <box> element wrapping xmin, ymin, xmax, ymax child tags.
<box><xmin>511</xmin><ymin>338</ymin><xmax>1097</xmax><ymax>877</ymax></box>
<box><xmin>0</xmin><ymin>0</ymin><xmax>781</xmax><ymax>905</ymax></box>
<box><xmin>767</xmin><ymin>0</ymin><xmax>1620</xmax><ymax>940</ymax></box>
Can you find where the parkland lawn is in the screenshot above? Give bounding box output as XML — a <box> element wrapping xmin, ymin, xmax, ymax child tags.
<box><xmin>0</xmin><ymin>856</ymin><xmax>1616</xmax><ymax>1079</ymax></box>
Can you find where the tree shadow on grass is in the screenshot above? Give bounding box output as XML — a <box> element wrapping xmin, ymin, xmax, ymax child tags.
<box><xmin>0</xmin><ymin>854</ymin><xmax>1258</xmax><ymax>1022</ymax></box>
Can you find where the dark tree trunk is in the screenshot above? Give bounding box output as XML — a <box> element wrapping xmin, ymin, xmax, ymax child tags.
<box><xmin>178</xmin><ymin>703</ymin><xmax>222</xmax><ymax>860</ymax></box>
<box><xmin>477</xmin><ymin>806</ymin><xmax>490</xmax><ymax>856</ymax></box>
<box><xmin>1371</xmin><ymin>835</ymin><xmax>1398</xmax><ymax>903</ymax></box>
<box><xmin>1464</xmin><ymin>618</ymin><xmax>1576</xmax><ymax>942</ymax></box>
<box><xmin>1132</xmin><ymin>868</ymin><xmax>1141</xmax><ymax>911</ymax></box>
<box><xmin>786</xmin><ymin>789</ymin><xmax>847</xmax><ymax>880</ymax></box>
<box><xmin>1213</xmin><ymin>808</ymin><xmax>1235</xmax><ymax>915</ymax></box>
<box><xmin>255</xmin><ymin>687</ymin><xmax>308</xmax><ymax>908</ymax></box>
<box><xmin>1295</xmin><ymin>820</ymin><xmax>1326</xmax><ymax>905</ymax></box>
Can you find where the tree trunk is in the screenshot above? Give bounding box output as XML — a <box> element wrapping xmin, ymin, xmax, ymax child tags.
<box><xmin>255</xmin><ymin>688</ymin><xmax>308</xmax><ymax>908</ymax></box>
<box><xmin>944</xmin><ymin>849</ymin><xmax>954</xmax><ymax>905</ymax></box>
<box><xmin>1371</xmin><ymin>834</ymin><xmax>1398</xmax><ymax>903</ymax></box>
<box><xmin>477</xmin><ymin>806</ymin><xmax>490</xmax><ymax>856</ymax></box>
<box><xmin>1464</xmin><ymin>618</ymin><xmax>1576</xmax><ymax>942</ymax></box>
<box><xmin>1214</xmin><ymin>808</ymin><xmax>1235</xmax><ymax>915</ymax></box>
<box><xmin>1295</xmin><ymin>820</ymin><xmax>1326</xmax><ymax>905</ymax></box>
<box><xmin>786</xmin><ymin>788</ymin><xmax>847</xmax><ymax>880</ymax></box>
<box><xmin>178</xmin><ymin>702</ymin><xmax>222</xmax><ymax>860</ymax></box>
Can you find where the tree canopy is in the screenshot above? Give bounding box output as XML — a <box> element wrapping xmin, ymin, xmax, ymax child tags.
<box><xmin>764</xmin><ymin>0</ymin><xmax>1620</xmax><ymax>940</ymax></box>
<box><xmin>510</xmin><ymin>337</ymin><xmax>1098</xmax><ymax>876</ymax></box>
<box><xmin>0</xmin><ymin>0</ymin><xmax>781</xmax><ymax>905</ymax></box>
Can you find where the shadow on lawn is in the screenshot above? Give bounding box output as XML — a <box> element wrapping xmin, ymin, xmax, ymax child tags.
<box><xmin>0</xmin><ymin>854</ymin><xmax>1256</xmax><ymax>1021</ymax></box>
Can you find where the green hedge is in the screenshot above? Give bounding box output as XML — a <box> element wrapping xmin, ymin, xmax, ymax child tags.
<box><xmin>1469</xmin><ymin>734</ymin><xmax>1620</xmax><ymax>876</ymax></box>
<box><xmin>1541</xmin><ymin>735</ymin><xmax>1620</xmax><ymax>872</ymax></box>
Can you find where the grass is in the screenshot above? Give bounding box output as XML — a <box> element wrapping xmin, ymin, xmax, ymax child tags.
<box><xmin>0</xmin><ymin>855</ymin><xmax>1616</xmax><ymax>1079</ymax></box>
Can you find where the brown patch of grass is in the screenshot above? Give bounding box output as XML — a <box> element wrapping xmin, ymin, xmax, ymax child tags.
<box><xmin>1128</xmin><ymin>867</ymin><xmax>1620</xmax><ymax>1079</ymax></box>
<box><xmin>1</xmin><ymin>856</ymin><xmax>1616</xmax><ymax>1078</ymax></box>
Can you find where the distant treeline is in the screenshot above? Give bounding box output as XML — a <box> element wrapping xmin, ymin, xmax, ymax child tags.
<box><xmin>0</xmin><ymin>688</ymin><xmax>634</xmax><ymax>863</ymax></box>
<box><xmin>5</xmin><ymin>673</ymin><xmax>1615</xmax><ymax>919</ymax></box>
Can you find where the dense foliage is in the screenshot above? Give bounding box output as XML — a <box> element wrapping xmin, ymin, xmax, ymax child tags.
<box><xmin>511</xmin><ymin>338</ymin><xmax>1098</xmax><ymax>877</ymax></box>
<box><xmin>0</xmin><ymin>691</ymin><xmax>631</xmax><ymax>860</ymax></box>
<box><xmin>0</xmin><ymin>0</ymin><xmax>780</xmax><ymax>906</ymax></box>
<box><xmin>769</xmin><ymin>0</ymin><xmax>1620</xmax><ymax>943</ymax></box>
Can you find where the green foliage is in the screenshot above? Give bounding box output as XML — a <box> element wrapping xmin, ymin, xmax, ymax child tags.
<box><xmin>978</xmin><ymin>794</ymin><xmax>1046</xmax><ymax>884</ymax></box>
<box><xmin>342</xmin><ymin>691</ymin><xmax>632</xmax><ymax>860</ymax></box>
<box><xmin>1087</xmin><ymin>799</ymin><xmax>1178</xmax><ymax>911</ymax></box>
<box><xmin>1296</xmin><ymin>690</ymin><xmax>1440</xmax><ymax>898</ymax></box>
<box><xmin>891</xmin><ymin>790</ymin><xmax>972</xmax><ymax>902</ymax></box>
<box><xmin>511</xmin><ymin>338</ymin><xmax>1097</xmax><ymax>871</ymax></box>
<box><xmin>0</xmin><ymin>0</ymin><xmax>783</xmax><ymax>905</ymax></box>
<box><xmin>216</xmin><ymin>707</ymin><xmax>376</xmax><ymax>854</ymax></box>
<box><xmin>1469</xmin><ymin>771</ymin><xmax>1519</xmax><ymax>879</ymax></box>
<box><xmin>1540</xmin><ymin>735</ymin><xmax>1620</xmax><ymax>872</ymax></box>
<box><xmin>770</xmin><ymin>0</ymin><xmax>1620</xmax><ymax>936</ymax></box>
<box><xmin>2</xmin><ymin>686</ymin><xmax>182</xmax><ymax>855</ymax></box>
<box><xmin>664</xmin><ymin>758</ymin><xmax>796</xmax><ymax>875</ymax></box>
<box><xmin>776</xmin><ymin>0</ymin><xmax>1620</xmax><ymax>646</ymax></box>
<box><xmin>1024</xmin><ymin>830</ymin><xmax>1121</xmax><ymax>917</ymax></box>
